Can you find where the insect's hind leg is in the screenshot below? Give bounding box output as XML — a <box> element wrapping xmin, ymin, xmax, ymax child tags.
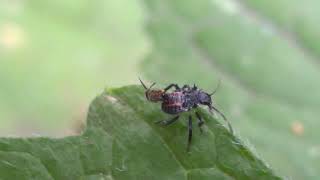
<box><xmin>187</xmin><ymin>115</ymin><xmax>193</xmax><ymax>152</ymax></box>
<box><xmin>155</xmin><ymin>115</ymin><xmax>180</xmax><ymax>126</ymax></box>
<box><xmin>195</xmin><ymin>111</ymin><xmax>204</xmax><ymax>134</ymax></box>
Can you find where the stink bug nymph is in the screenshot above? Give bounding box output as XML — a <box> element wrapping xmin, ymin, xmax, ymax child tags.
<box><xmin>139</xmin><ymin>78</ymin><xmax>233</xmax><ymax>151</ymax></box>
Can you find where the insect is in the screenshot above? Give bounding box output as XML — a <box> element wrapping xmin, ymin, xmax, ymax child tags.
<box><xmin>139</xmin><ymin>78</ymin><xmax>233</xmax><ymax>151</ymax></box>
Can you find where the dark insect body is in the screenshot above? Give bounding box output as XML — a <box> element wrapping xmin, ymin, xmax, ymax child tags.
<box><xmin>139</xmin><ymin>78</ymin><xmax>233</xmax><ymax>151</ymax></box>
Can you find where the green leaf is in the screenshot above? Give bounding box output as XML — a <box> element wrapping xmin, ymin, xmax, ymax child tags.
<box><xmin>140</xmin><ymin>0</ymin><xmax>320</xmax><ymax>179</ymax></box>
<box><xmin>0</xmin><ymin>128</ymin><xmax>112</xmax><ymax>179</ymax></box>
<box><xmin>0</xmin><ymin>85</ymin><xmax>280</xmax><ymax>179</ymax></box>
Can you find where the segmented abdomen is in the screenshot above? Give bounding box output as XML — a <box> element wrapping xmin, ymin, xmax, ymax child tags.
<box><xmin>161</xmin><ymin>92</ymin><xmax>186</xmax><ymax>114</ymax></box>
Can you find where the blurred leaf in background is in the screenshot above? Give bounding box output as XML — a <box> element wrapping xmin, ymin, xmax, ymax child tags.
<box><xmin>0</xmin><ymin>0</ymin><xmax>148</xmax><ymax>136</ymax></box>
<box><xmin>141</xmin><ymin>0</ymin><xmax>320</xmax><ymax>179</ymax></box>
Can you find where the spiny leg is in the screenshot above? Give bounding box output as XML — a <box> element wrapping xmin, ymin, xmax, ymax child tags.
<box><xmin>155</xmin><ymin>115</ymin><xmax>180</xmax><ymax>126</ymax></box>
<box><xmin>164</xmin><ymin>84</ymin><xmax>180</xmax><ymax>92</ymax></box>
<box><xmin>210</xmin><ymin>105</ymin><xmax>234</xmax><ymax>134</ymax></box>
<box><xmin>182</xmin><ymin>84</ymin><xmax>191</xmax><ymax>91</ymax></box>
<box><xmin>187</xmin><ymin>115</ymin><xmax>193</xmax><ymax>152</ymax></box>
<box><xmin>192</xmin><ymin>84</ymin><xmax>198</xmax><ymax>90</ymax></box>
<box><xmin>195</xmin><ymin>111</ymin><xmax>204</xmax><ymax>134</ymax></box>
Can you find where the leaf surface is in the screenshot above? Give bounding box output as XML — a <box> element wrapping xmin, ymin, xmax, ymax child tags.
<box><xmin>0</xmin><ymin>86</ymin><xmax>280</xmax><ymax>179</ymax></box>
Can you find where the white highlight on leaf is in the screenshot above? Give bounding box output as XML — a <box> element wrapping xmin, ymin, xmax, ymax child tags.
<box><xmin>105</xmin><ymin>175</ymin><xmax>114</xmax><ymax>180</ymax></box>
<box><xmin>211</xmin><ymin>0</ymin><xmax>239</xmax><ymax>15</ymax></box>
<box><xmin>1</xmin><ymin>160</ymin><xmax>16</xmax><ymax>168</ymax></box>
<box><xmin>104</xmin><ymin>95</ymin><xmax>118</xmax><ymax>103</ymax></box>
<box><xmin>115</xmin><ymin>157</ymin><xmax>128</xmax><ymax>172</ymax></box>
<box><xmin>31</xmin><ymin>133</ymin><xmax>42</xmax><ymax>137</ymax></box>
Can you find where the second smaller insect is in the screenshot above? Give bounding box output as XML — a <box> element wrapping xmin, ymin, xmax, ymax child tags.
<box><xmin>139</xmin><ymin>78</ymin><xmax>233</xmax><ymax>151</ymax></box>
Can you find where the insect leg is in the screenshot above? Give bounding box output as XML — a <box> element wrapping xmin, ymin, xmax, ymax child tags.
<box><xmin>195</xmin><ymin>111</ymin><xmax>204</xmax><ymax>134</ymax></box>
<box><xmin>187</xmin><ymin>115</ymin><xmax>193</xmax><ymax>152</ymax></box>
<box><xmin>182</xmin><ymin>84</ymin><xmax>191</xmax><ymax>91</ymax></box>
<box><xmin>164</xmin><ymin>84</ymin><xmax>180</xmax><ymax>92</ymax></box>
<box><xmin>209</xmin><ymin>105</ymin><xmax>234</xmax><ymax>134</ymax></box>
<box><xmin>155</xmin><ymin>115</ymin><xmax>180</xmax><ymax>126</ymax></box>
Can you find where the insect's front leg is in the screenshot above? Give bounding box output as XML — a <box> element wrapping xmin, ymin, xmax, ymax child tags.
<box><xmin>182</xmin><ymin>84</ymin><xmax>191</xmax><ymax>91</ymax></box>
<box><xmin>164</xmin><ymin>84</ymin><xmax>180</xmax><ymax>92</ymax></box>
<box><xmin>209</xmin><ymin>105</ymin><xmax>234</xmax><ymax>134</ymax></box>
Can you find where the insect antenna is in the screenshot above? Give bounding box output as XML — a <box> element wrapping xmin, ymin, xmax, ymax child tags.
<box><xmin>209</xmin><ymin>105</ymin><xmax>234</xmax><ymax>134</ymax></box>
<box><xmin>139</xmin><ymin>77</ymin><xmax>156</xmax><ymax>90</ymax></box>
<box><xmin>139</xmin><ymin>77</ymin><xmax>148</xmax><ymax>89</ymax></box>
<box><xmin>149</xmin><ymin>82</ymin><xmax>156</xmax><ymax>89</ymax></box>
<box><xmin>209</xmin><ymin>79</ymin><xmax>221</xmax><ymax>96</ymax></box>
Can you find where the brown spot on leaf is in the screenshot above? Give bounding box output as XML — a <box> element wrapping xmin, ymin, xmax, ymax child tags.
<box><xmin>291</xmin><ymin>121</ymin><xmax>304</xmax><ymax>136</ymax></box>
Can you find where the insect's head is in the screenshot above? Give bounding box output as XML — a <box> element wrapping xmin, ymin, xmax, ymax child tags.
<box><xmin>198</xmin><ymin>91</ymin><xmax>213</xmax><ymax>106</ymax></box>
<box><xmin>199</xmin><ymin>80</ymin><xmax>221</xmax><ymax>107</ymax></box>
<box><xmin>139</xmin><ymin>78</ymin><xmax>164</xmax><ymax>102</ymax></box>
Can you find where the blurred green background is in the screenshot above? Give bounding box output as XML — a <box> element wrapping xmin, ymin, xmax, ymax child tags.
<box><xmin>0</xmin><ymin>0</ymin><xmax>148</xmax><ymax>136</ymax></box>
<box><xmin>0</xmin><ymin>0</ymin><xmax>319</xmax><ymax>179</ymax></box>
